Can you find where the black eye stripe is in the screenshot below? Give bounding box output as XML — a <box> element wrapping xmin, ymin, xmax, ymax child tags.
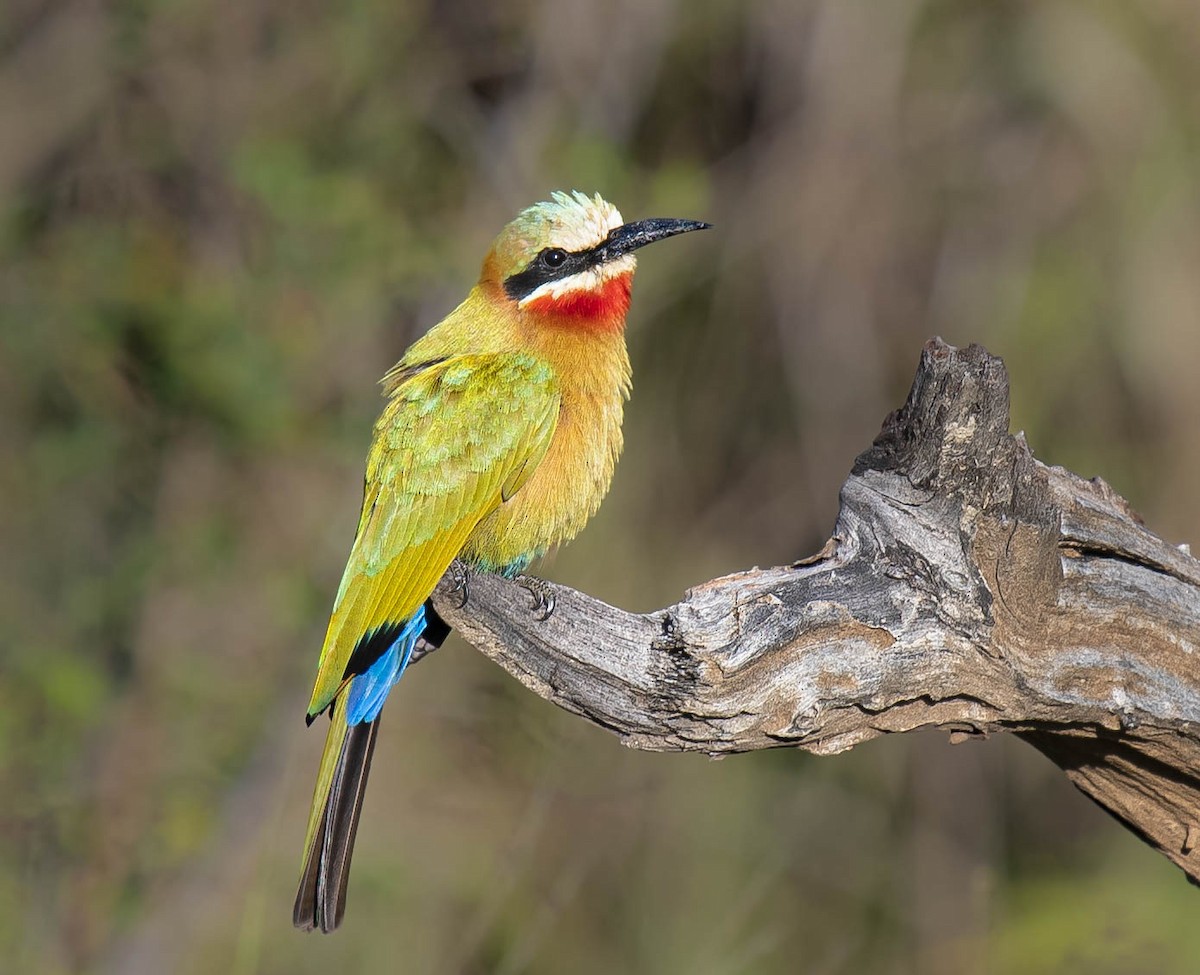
<box><xmin>503</xmin><ymin>243</ymin><xmax>603</xmax><ymax>301</ymax></box>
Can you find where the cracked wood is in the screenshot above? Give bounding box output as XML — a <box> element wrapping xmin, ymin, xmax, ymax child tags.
<box><xmin>428</xmin><ymin>338</ymin><xmax>1200</xmax><ymax>889</ymax></box>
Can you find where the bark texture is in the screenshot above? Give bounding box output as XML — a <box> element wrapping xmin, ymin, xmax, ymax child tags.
<box><xmin>430</xmin><ymin>339</ymin><xmax>1200</xmax><ymax>886</ymax></box>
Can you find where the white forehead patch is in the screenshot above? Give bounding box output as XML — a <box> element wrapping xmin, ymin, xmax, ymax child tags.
<box><xmin>544</xmin><ymin>190</ymin><xmax>624</xmax><ymax>252</ymax></box>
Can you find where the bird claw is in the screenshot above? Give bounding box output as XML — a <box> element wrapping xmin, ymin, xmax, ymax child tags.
<box><xmin>519</xmin><ymin>576</ymin><xmax>556</xmax><ymax>621</ymax></box>
<box><xmin>448</xmin><ymin>560</ymin><xmax>471</xmax><ymax>609</ymax></box>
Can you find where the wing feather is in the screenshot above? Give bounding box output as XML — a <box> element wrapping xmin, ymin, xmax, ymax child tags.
<box><xmin>306</xmin><ymin>353</ymin><xmax>560</xmax><ymax>715</ymax></box>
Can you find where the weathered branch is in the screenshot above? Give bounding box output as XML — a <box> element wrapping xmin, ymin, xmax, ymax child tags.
<box><xmin>430</xmin><ymin>339</ymin><xmax>1200</xmax><ymax>886</ymax></box>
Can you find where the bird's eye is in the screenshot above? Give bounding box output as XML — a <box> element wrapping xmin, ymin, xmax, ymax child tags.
<box><xmin>541</xmin><ymin>248</ymin><xmax>567</xmax><ymax>269</ymax></box>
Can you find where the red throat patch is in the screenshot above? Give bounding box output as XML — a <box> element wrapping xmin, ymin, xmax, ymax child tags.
<box><xmin>524</xmin><ymin>273</ymin><xmax>633</xmax><ymax>331</ymax></box>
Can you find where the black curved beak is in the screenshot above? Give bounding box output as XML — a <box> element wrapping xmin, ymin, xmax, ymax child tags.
<box><xmin>599</xmin><ymin>217</ymin><xmax>711</xmax><ymax>261</ymax></box>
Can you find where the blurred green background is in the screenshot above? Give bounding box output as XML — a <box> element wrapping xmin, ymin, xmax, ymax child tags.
<box><xmin>4</xmin><ymin>1</ymin><xmax>1200</xmax><ymax>973</ymax></box>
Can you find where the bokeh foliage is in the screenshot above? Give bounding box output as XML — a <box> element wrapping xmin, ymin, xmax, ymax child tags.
<box><xmin>3</xmin><ymin>1</ymin><xmax>1200</xmax><ymax>973</ymax></box>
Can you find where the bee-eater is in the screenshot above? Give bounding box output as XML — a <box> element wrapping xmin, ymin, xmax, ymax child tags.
<box><xmin>293</xmin><ymin>191</ymin><xmax>709</xmax><ymax>932</ymax></box>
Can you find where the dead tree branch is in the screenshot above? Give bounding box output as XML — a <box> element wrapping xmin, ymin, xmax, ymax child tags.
<box><xmin>430</xmin><ymin>339</ymin><xmax>1200</xmax><ymax>886</ymax></box>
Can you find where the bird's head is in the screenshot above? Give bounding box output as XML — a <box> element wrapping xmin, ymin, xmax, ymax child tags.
<box><xmin>481</xmin><ymin>191</ymin><xmax>709</xmax><ymax>330</ymax></box>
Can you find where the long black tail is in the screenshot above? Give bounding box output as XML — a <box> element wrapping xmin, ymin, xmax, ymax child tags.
<box><xmin>292</xmin><ymin>715</ymin><xmax>378</xmax><ymax>932</ymax></box>
<box><xmin>293</xmin><ymin>601</ymin><xmax>451</xmax><ymax>933</ymax></box>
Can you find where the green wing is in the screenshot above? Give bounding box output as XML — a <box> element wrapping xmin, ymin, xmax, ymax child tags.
<box><xmin>306</xmin><ymin>352</ymin><xmax>560</xmax><ymax>715</ymax></box>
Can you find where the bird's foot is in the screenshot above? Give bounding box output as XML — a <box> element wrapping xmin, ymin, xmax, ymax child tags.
<box><xmin>447</xmin><ymin>560</ymin><xmax>472</xmax><ymax>609</ymax></box>
<box><xmin>519</xmin><ymin>575</ymin><xmax>556</xmax><ymax>621</ymax></box>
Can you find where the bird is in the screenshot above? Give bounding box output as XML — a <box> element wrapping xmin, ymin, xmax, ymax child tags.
<box><xmin>293</xmin><ymin>191</ymin><xmax>709</xmax><ymax>932</ymax></box>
